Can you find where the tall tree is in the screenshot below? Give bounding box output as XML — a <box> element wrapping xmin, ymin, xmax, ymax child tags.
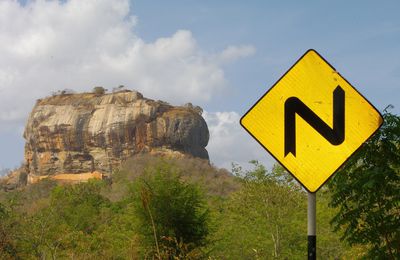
<box><xmin>329</xmin><ymin>109</ymin><xmax>400</xmax><ymax>259</ymax></box>
<box><xmin>131</xmin><ymin>160</ymin><xmax>210</xmax><ymax>258</ymax></box>
<box><xmin>212</xmin><ymin>161</ymin><xmax>352</xmax><ymax>259</ymax></box>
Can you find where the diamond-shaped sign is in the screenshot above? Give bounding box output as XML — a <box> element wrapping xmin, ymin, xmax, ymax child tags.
<box><xmin>240</xmin><ymin>49</ymin><xmax>383</xmax><ymax>192</ymax></box>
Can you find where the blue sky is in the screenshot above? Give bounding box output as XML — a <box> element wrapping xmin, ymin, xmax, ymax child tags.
<box><xmin>0</xmin><ymin>0</ymin><xmax>399</xmax><ymax>171</ymax></box>
<box><xmin>134</xmin><ymin>0</ymin><xmax>400</xmax><ymax>113</ymax></box>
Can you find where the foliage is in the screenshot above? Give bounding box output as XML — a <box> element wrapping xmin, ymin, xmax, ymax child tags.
<box><xmin>51</xmin><ymin>89</ymin><xmax>75</xmax><ymax>96</ymax></box>
<box><xmin>131</xmin><ymin>160</ymin><xmax>210</xmax><ymax>258</ymax></box>
<box><xmin>50</xmin><ymin>180</ymin><xmax>111</xmax><ymax>233</ymax></box>
<box><xmin>0</xmin><ymin>155</ymin><xmax>360</xmax><ymax>258</ymax></box>
<box><xmin>0</xmin><ymin>179</ymin><xmax>139</xmax><ymax>259</ymax></box>
<box><xmin>112</xmin><ymin>85</ymin><xmax>127</xmax><ymax>93</ymax></box>
<box><xmin>218</xmin><ymin>161</ymin><xmax>306</xmax><ymax>259</ymax></box>
<box><xmin>328</xmin><ymin>110</ymin><xmax>400</xmax><ymax>259</ymax></box>
<box><xmin>92</xmin><ymin>86</ymin><xmax>107</xmax><ymax>95</ymax></box>
<box><xmin>0</xmin><ymin>203</ymin><xmax>18</xmax><ymax>259</ymax></box>
<box><xmin>211</xmin><ymin>161</ymin><xmax>352</xmax><ymax>259</ymax></box>
<box><xmin>113</xmin><ymin>154</ymin><xmax>239</xmax><ymax>197</ymax></box>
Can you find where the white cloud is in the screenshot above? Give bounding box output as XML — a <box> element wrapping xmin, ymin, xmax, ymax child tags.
<box><xmin>217</xmin><ymin>45</ymin><xmax>256</xmax><ymax>63</ymax></box>
<box><xmin>203</xmin><ymin>111</ymin><xmax>276</xmax><ymax>170</ymax></box>
<box><xmin>0</xmin><ymin>0</ymin><xmax>255</xmax><ymax>131</ymax></box>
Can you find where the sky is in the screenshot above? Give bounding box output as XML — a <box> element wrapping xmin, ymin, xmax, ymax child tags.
<box><xmin>0</xmin><ymin>0</ymin><xmax>399</xmax><ymax>172</ymax></box>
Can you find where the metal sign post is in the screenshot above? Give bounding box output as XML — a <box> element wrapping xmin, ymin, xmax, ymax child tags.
<box><xmin>308</xmin><ymin>192</ymin><xmax>316</xmax><ymax>260</ymax></box>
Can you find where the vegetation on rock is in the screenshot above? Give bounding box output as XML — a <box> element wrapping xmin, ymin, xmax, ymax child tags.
<box><xmin>92</xmin><ymin>86</ymin><xmax>107</xmax><ymax>95</ymax></box>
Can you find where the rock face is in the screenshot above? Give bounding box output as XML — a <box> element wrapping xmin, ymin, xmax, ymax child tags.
<box><xmin>23</xmin><ymin>90</ymin><xmax>209</xmax><ymax>182</ymax></box>
<box><xmin>0</xmin><ymin>169</ymin><xmax>27</xmax><ymax>191</ymax></box>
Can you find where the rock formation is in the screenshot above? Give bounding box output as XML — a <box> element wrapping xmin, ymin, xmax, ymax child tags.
<box><xmin>0</xmin><ymin>169</ymin><xmax>27</xmax><ymax>191</ymax></box>
<box><xmin>20</xmin><ymin>89</ymin><xmax>209</xmax><ymax>184</ymax></box>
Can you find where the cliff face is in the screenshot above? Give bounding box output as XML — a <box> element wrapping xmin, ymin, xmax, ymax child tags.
<box><xmin>23</xmin><ymin>90</ymin><xmax>209</xmax><ymax>181</ymax></box>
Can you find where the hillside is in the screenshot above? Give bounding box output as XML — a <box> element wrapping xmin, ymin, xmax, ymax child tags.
<box><xmin>0</xmin><ymin>155</ymin><xmax>360</xmax><ymax>259</ymax></box>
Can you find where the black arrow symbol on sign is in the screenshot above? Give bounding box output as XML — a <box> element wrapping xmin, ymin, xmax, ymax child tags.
<box><xmin>284</xmin><ymin>86</ymin><xmax>345</xmax><ymax>157</ymax></box>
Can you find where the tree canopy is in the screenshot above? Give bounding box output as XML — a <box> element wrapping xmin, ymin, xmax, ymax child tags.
<box><xmin>131</xmin><ymin>160</ymin><xmax>210</xmax><ymax>258</ymax></box>
<box><xmin>329</xmin><ymin>109</ymin><xmax>400</xmax><ymax>259</ymax></box>
<box><xmin>0</xmin><ymin>154</ymin><xmax>366</xmax><ymax>259</ymax></box>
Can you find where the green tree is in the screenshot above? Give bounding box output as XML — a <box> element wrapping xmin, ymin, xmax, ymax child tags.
<box><xmin>211</xmin><ymin>161</ymin><xmax>353</xmax><ymax>259</ymax></box>
<box><xmin>15</xmin><ymin>180</ymin><xmax>114</xmax><ymax>259</ymax></box>
<box><xmin>131</xmin><ymin>160</ymin><xmax>210</xmax><ymax>258</ymax></box>
<box><xmin>0</xmin><ymin>203</ymin><xmax>17</xmax><ymax>259</ymax></box>
<box><xmin>18</xmin><ymin>206</ymin><xmax>74</xmax><ymax>259</ymax></box>
<box><xmin>212</xmin><ymin>161</ymin><xmax>306</xmax><ymax>259</ymax></box>
<box><xmin>92</xmin><ymin>86</ymin><xmax>107</xmax><ymax>95</ymax></box>
<box><xmin>329</xmin><ymin>109</ymin><xmax>400</xmax><ymax>259</ymax></box>
<box><xmin>50</xmin><ymin>180</ymin><xmax>111</xmax><ymax>234</ymax></box>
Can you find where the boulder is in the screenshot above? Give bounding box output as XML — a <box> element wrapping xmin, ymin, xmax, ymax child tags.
<box><xmin>23</xmin><ymin>89</ymin><xmax>209</xmax><ymax>182</ymax></box>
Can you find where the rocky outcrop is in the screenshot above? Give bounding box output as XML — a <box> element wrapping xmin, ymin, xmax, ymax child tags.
<box><xmin>0</xmin><ymin>169</ymin><xmax>27</xmax><ymax>191</ymax></box>
<box><xmin>22</xmin><ymin>89</ymin><xmax>209</xmax><ymax>183</ymax></box>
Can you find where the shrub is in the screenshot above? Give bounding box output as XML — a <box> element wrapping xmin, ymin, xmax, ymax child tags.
<box><xmin>92</xmin><ymin>86</ymin><xmax>107</xmax><ymax>95</ymax></box>
<box><xmin>131</xmin><ymin>160</ymin><xmax>210</xmax><ymax>258</ymax></box>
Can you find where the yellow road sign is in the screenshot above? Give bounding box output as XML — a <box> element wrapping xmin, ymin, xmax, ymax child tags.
<box><xmin>241</xmin><ymin>49</ymin><xmax>383</xmax><ymax>192</ymax></box>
